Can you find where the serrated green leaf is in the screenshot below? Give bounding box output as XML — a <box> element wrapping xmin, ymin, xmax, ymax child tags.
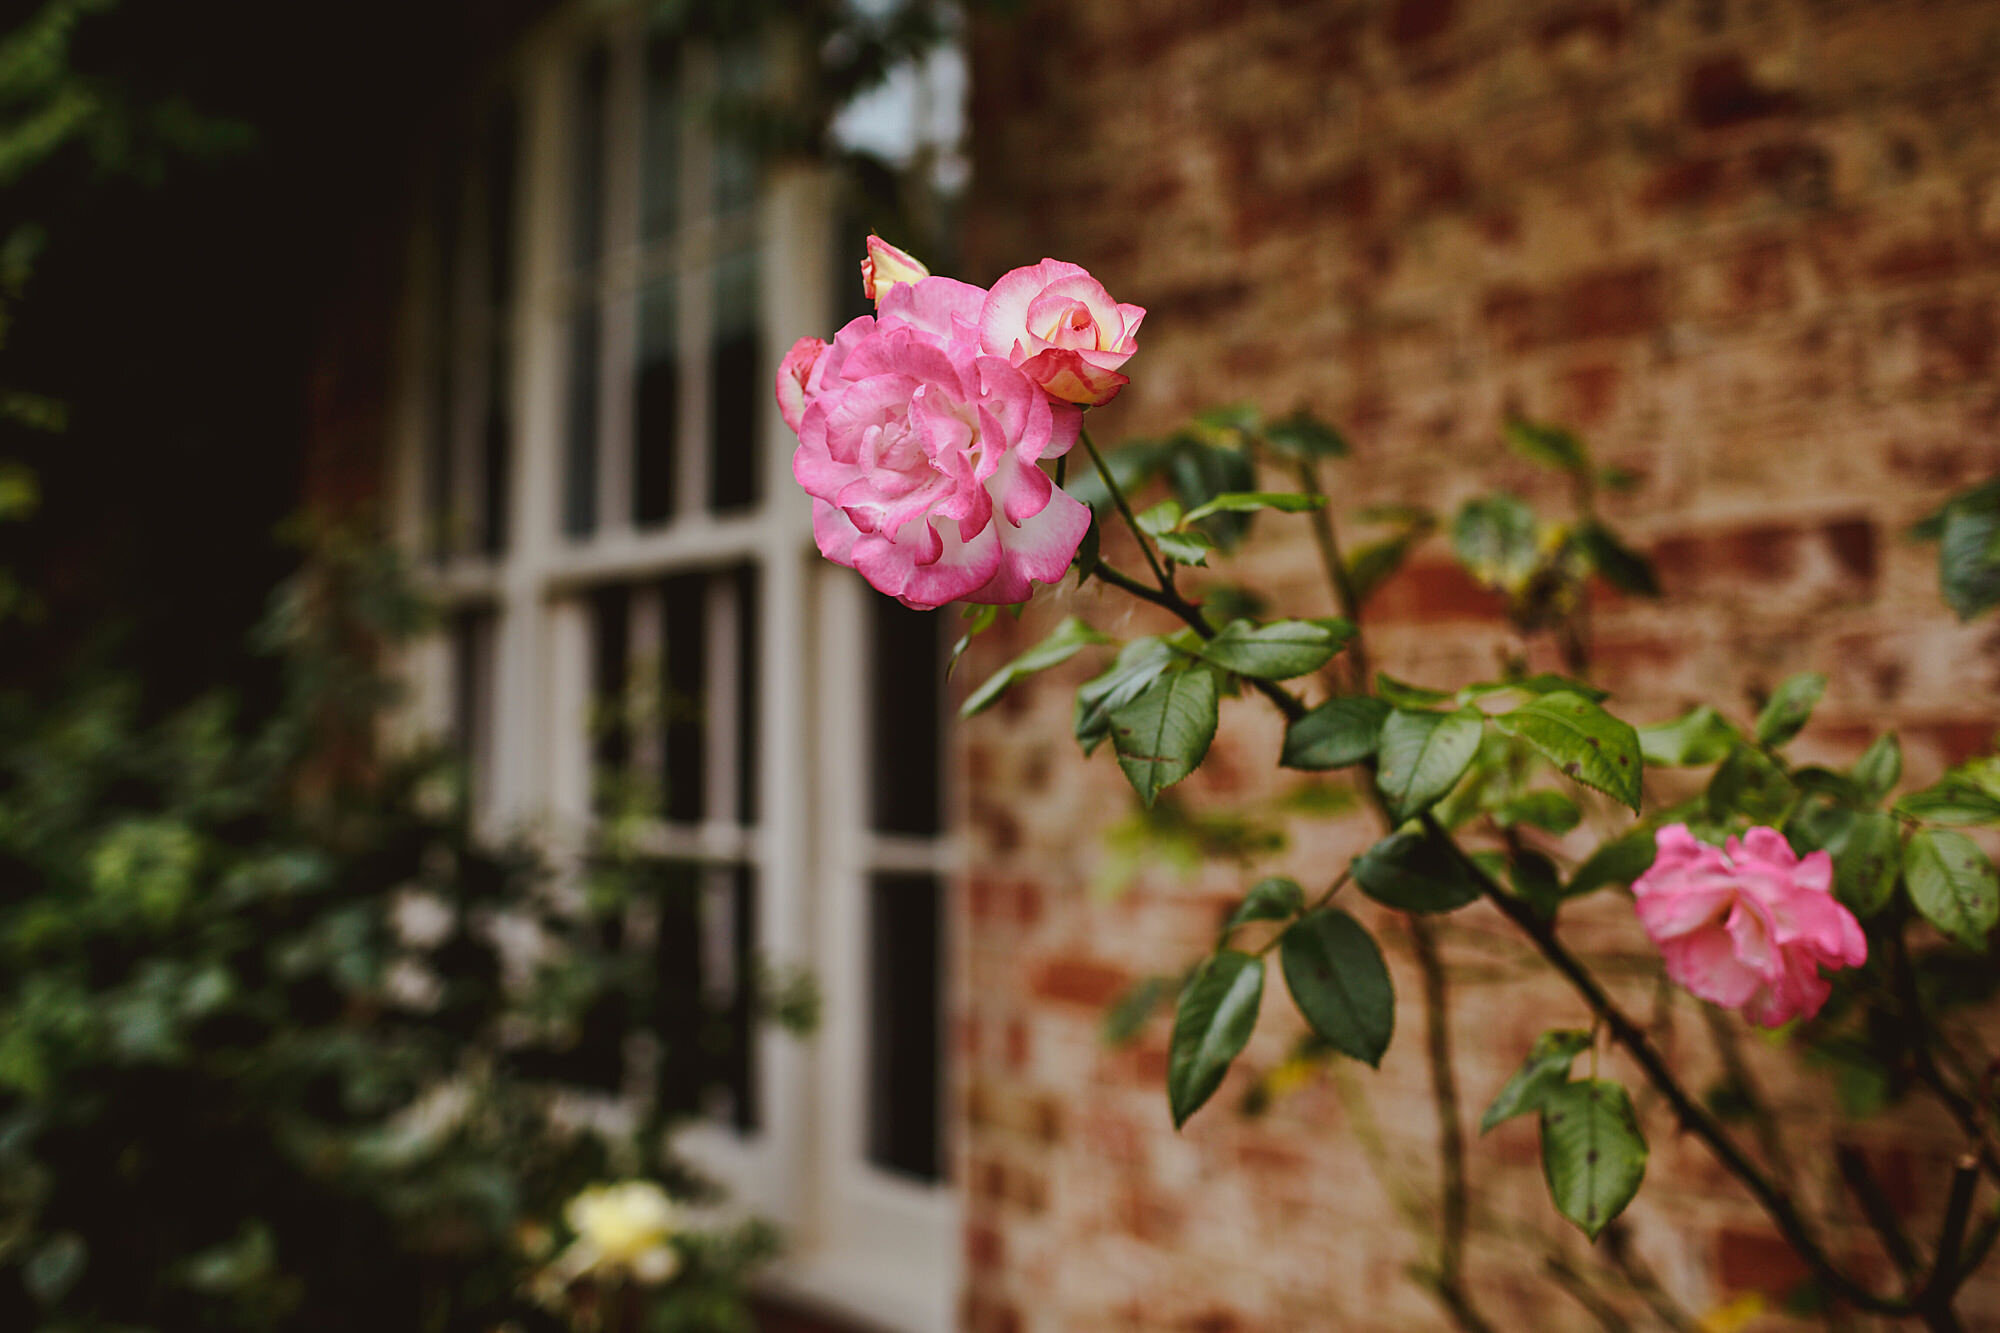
<box><xmin>1568</xmin><ymin>826</ymin><xmax>1658</xmax><ymax>897</ymax></box>
<box><xmin>1109</xmin><ymin>666</ymin><xmax>1221</xmax><ymax>806</ymax></box>
<box><xmin>1281</xmin><ymin>696</ymin><xmax>1391</xmax><ymax>771</ymax></box>
<box><xmin>1754</xmin><ymin>672</ymin><xmax>1826</xmax><ymax>747</ymax></box>
<box><xmin>1481</xmin><ymin>1029</ymin><xmax>1590</xmax><ymax>1133</ymax></box>
<box><xmin>1494</xmin><ymin>789</ymin><xmax>1583</xmax><ymax>835</ymax></box>
<box><xmin>1198</xmin><ymin>618</ymin><xmax>1353</xmax><ymax>681</ymax></box>
<box><xmin>1851</xmin><ymin>733</ymin><xmax>1902</xmax><ymax>804</ymax></box>
<box><xmin>1375</xmin><ymin>673</ymin><xmax>1452</xmax><ymax>708</ymax></box>
<box><xmin>1136</xmin><ymin>498</ymin><xmax>1182</xmax><ymax>536</ymax></box>
<box><xmin>1577</xmin><ymin>520</ymin><xmax>1661</xmax><ymax>597</ymax></box>
<box><xmin>1180</xmin><ymin>490</ymin><xmax>1327</xmax><ymax>525</ymax></box>
<box><xmin>1167</xmin><ymin>951</ymin><xmax>1264</xmax><ymax>1127</ymax></box>
<box><xmin>1280</xmin><ymin>909</ymin><xmax>1394</xmax><ymax>1067</ymax></box>
<box><xmin>1539</xmin><ymin>1080</ymin><xmax>1647</xmax><ymax>1239</ymax></box>
<box><xmin>1074</xmin><ymin>637</ymin><xmax>1178</xmax><ymax>754</ymax></box>
<box><xmin>1905</xmin><ymin>829</ymin><xmax>1999</xmax><ymax>947</ymax></box>
<box><xmin>1639</xmin><ymin>706</ymin><xmax>1740</xmax><ymax>767</ymax></box>
<box><xmin>1352</xmin><ymin>828</ymin><xmax>1481</xmax><ymax>913</ymax></box>
<box><xmin>1376</xmin><ymin>707</ymin><xmax>1485</xmax><ymax>822</ymax></box>
<box><xmin>961</xmin><ymin>616</ymin><xmax>1114</xmax><ymax>717</ymax></box>
<box><xmin>1262</xmin><ymin>409</ymin><xmax>1350</xmax><ymax>459</ymax></box>
<box><xmin>1224</xmin><ymin>877</ymin><xmax>1304</xmax><ymax>936</ymax></box>
<box><xmin>1505</xmin><ymin>418</ymin><xmax>1589</xmax><ymax>473</ymax></box>
<box><xmin>1831</xmin><ymin>811</ymin><xmax>1901</xmax><ymax>918</ymax></box>
<box><xmin>1895</xmin><ymin>780</ymin><xmax>2000</xmax><ymax>827</ymax></box>
<box><xmin>1155</xmin><ymin>528</ymin><xmax>1214</xmax><ymax>566</ymax></box>
<box><xmin>1494</xmin><ymin>692</ymin><xmax>1643</xmax><ymax>812</ymax></box>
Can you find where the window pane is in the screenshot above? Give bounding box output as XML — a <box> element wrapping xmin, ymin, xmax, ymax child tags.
<box><xmin>867</xmin><ymin>872</ymin><xmax>943</xmax><ymax>1181</ymax></box>
<box><xmin>589</xmin><ymin>584</ymin><xmax>631</xmax><ymax>815</ymax></box>
<box><xmin>659</xmin><ymin>571</ymin><xmax>707</xmax><ymax>823</ymax></box>
<box><xmin>450</xmin><ymin>607</ymin><xmax>498</xmax><ymax>814</ymax></box>
<box><xmin>484</xmin><ymin>100</ymin><xmax>518</xmax><ymax>313</ymax></box>
<box><xmin>869</xmin><ymin>596</ymin><xmax>943</xmax><ymax>835</ymax></box>
<box><xmin>482</xmin><ymin>327</ymin><xmax>510</xmax><ymax>557</ymax></box>
<box><xmin>633</xmin><ymin>275</ymin><xmax>679</xmax><ymax>525</ymax></box>
<box><xmin>570</xmin><ymin>45</ymin><xmax>607</xmax><ymax>274</ymax></box>
<box><xmin>425</xmin><ymin>185</ymin><xmax>457</xmax><ymax>565</ymax></box>
<box><xmin>733</xmin><ymin>564</ymin><xmax>759</xmax><ymax>824</ymax></box>
<box><xmin>713</xmin><ymin>39</ymin><xmax>760</xmax><ymax>216</ymax></box>
<box><xmin>641</xmin><ymin>30</ymin><xmax>680</xmax><ymax>242</ymax></box>
<box><xmin>563</xmin><ymin>307</ymin><xmax>599</xmax><ymax>539</ymax></box>
<box><xmin>652</xmin><ymin>858</ymin><xmax>758</xmax><ymax>1132</ymax></box>
<box><xmin>708</xmin><ymin>248</ymin><xmax>760</xmax><ymax>513</ymax></box>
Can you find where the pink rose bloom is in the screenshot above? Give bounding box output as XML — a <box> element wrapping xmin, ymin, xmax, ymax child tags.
<box><xmin>781</xmin><ymin>275</ymin><xmax>1089</xmax><ymax>610</ymax></box>
<box><xmin>979</xmin><ymin>259</ymin><xmax>1145</xmax><ymax>406</ymax></box>
<box><xmin>1633</xmin><ymin>825</ymin><xmax>1867</xmax><ymax>1028</ymax></box>
<box><xmin>775</xmin><ymin>336</ymin><xmax>827</xmax><ymax>434</ymax></box>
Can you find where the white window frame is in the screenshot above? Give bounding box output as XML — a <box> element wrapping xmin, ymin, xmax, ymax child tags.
<box><xmin>384</xmin><ymin>8</ymin><xmax>961</xmax><ymax>1330</ymax></box>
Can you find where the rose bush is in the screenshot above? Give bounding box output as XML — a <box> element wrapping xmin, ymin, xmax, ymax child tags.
<box><xmin>779</xmin><ymin>241</ymin><xmax>2000</xmax><ymax>1331</ymax></box>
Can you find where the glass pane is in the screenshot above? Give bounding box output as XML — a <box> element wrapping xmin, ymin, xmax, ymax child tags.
<box><xmin>425</xmin><ymin>190</ymin><xmax>456</xmax><ymax>565</ymax></box>
<box><xmin>652</xmin><ymin>859</ymin><xmax>758</xmax><ymax>1132</ymax></box>
<box><xmin>713</xmin><ymin>39</ymin><xmax>761</xmax><ymax>216</ymax></box>
<box><xmin>484</xmin><ymin>99</ymin><xmax>518</xmax><ymax>314</ymax></box>
<box><xmin>869</xmin><ymin>596</ymin><xmax>943</xmax><ymax>835</ymax></box>
<box><xmin>589</xmin><ymin>584</ymin><xmax>631</xmax><ymax>815</ymax></box>
<box><xmin>708</xmin><ymin>249</ymin><xmax>760</xmax><ymax>512</ymax></box>
<box><xmin>481</xmin><ymin>327</ymin><xmax>510</xmax><ymax>557</ymax></box>
<box><xmin>733</xmin><ymin>564</ymin><xmax>759</xmax><ymax>824</ymax></box>
<box><xmin>570</xmin><ymin>45</ymin><xmax>607</xmax><ymax>274</ymax></box>
<box><xmin>659</xmin><ymin>572</ymin><xmax>707</xmax><ymax>823</ymax></box>
<box><xmin>633</xmin><ymin>276</ymin><xmax>679</xmax><ymax>525</ymax></box>
<box><xmin>450</xmin><ymin>607</ymin><xmax>498</xmax><ymax>813</ymax></box>
<box><xmin>867</xmin><ymin>872</ymin><xmax>943</xmax><ymax>1181</ymax></box>
<box><xmin>563</xmin><ymin>307</ymin><xmax>599</xmax><ymax>539</ymax></box>
<box><xmin>641</xmin><ymin>31</ymin><xmax>681</xmax><ymax>242</ymax></box>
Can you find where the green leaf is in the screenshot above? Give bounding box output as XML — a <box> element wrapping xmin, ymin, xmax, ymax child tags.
<box><xmin>1167</xmin><ymin>951</ymin><xmax>1264</xmax><ymax>1128</ymax></box>
<box><xmin>1198</xmin><ymin>618</ymin><xmax>1354</xmax><ymax>681</ymax></box>
<box><xmin>1539</xmin><ymin>1080</ymin><xmax>1647</xmax><ymax>1240</ymax></box>
<box><xmin>1895</xmin><ymin>780</ymin><xmax>2000</xmax><ymax>827</ymax></box>
<box><xmin>1639</xmin><ymin>706</ymin><xmax>1740</xmax><ymax>767</ymax></box>
<box><xmin>947</xmin><ymin>603</ymin><xmax>1002</xmax><ymax>679</ymax></box>
<box><xmin>1375</xmin><ymin>673</ymin><xmax>1452</xmax><ymax>708</ymax></box>
<box><xmin>1375</xmin><ymin>707</ymin><xmax>1485</xmax><ymax>822</ymax></box>
<box><xmin>1576</xmin><ymin>520</ymin><xmax>1661</xmax><ymax>597</ymax></box>
<box><xmin>1224</xmin><ymin>877</ymin><xmax>1304</xmax><ymax>935</ymax></box>
<box><xmin>1452</xmin><ymin>493</ymin><xmax>1540</xmax><ymax>590</ymax></box>
<box><xmin>1074</xmin><ymin>637</ymin><xmax>1179</xmax><ymax>754</ymax></box>
<box><xmin>1102</xmin><ymin>975</ymin><xmax>1175</xmax><ymax>1047</ymax></box>
<box><xmin>1136</xmin><ymin>498</ymin><xmax>1183</xmax><ymax>536</ymax></box>
<box><xmin>1179</xmin><ymin>490</ymin><xmax>1328</xmax><ymax>525</ymax></box>
<box><xmin>1279</xmin><ymin>909</ymin><xmax>1394</xmax><ymax>1067</ymax></box>
<box><xmin>1281</xmin><ymin>696</ymin><xmax>1391</xmax><ymax>771</ymax></box>
<box><xmin>1505</xmin><ymin>418</ymin><xmax>1590</xmax><ymax>473</ymax></box>
<box><xmin>1830</xmin><ymin>811</ymin><xmax>1901</xmax><ymax>918</ymax></box>
<box><xmin>1936</xmin><ymin>487</ymin><xmax>2000</xmax><ymax>621</ymax></box>
<box><xmin>1509</xmin><ymin>848</ymin><xmax>1566</xmax><ymax>917</ymax></box>
<box><xmin>1165</xmin><ymin>435</ymin><xmax>1259</xmax><ymax>547</ymax></box>
<box><xmin>1708</xmin><ymin>744</ymin><xmax>1794</xmax><ymax>822</ymax></box>
<box><xmin>1352</xmin><ymin>828</ymin><xmax>1482</xmax><ymax>913</ymax></box>
<box><xmin>1494</xmin><ymin>789</ymin><xmax>1583</xmax><ymax>835</ymax></box>
<box><xmin>1458</xmin><ymin>674</ymin><xmax>1608</xmax><ymax>705</ymax></box>
<box><xmin>1346</xmin><ymin>532</ymin><xmax>1424</xmax><ymax>604</ymax></box>
<box><xmin>1754</xmin><ymin>672</ymin><xmax>1827</xmax><ymax>747</ymax></box>
<box><xmin>1568</xmin><ymin>827</ymin><xmax>1659</xmax><ymax>897</ymax></box>
<box><xmin>960</xmin><ymin>616</ymin><xmax>1114</xmax><ymax>717</ymax></box>
<box><xmin>1905</xmin><ymin>829</ymin><xmax>1999</xmax><ymax>948</ymax></box>
<box><xmin>1262</xmin><ymin>409</ymin><xmax>1350</xmax><ymax>459</ymax></box>
<box><xmin>1481</xmin><ymin>1029</ymin><xmax>1590</xmax><ymax>1133</ymax></box>
<box><xmin>1109</xmin><ymin>666</ymin><xmax>1221</xmax><ymax>806</ymax></box>
<box><xmin>1851</xmin><ymin>733</ymin><xmax>1902</xmax><ymax>804</ymax></box>
<box><xmin>24</xmin><ymin>1231</ymin><xmax>85</xmax><ymax>1306</ymax></box>
<box><xmin>1494</xmin><ymin>692</ymin><xmax>1643</xmax><ymax>812</ymax></box>
<box><xmin>1155</xmin><ymin>528</ymin><xmax>1215</xmax><ymax>567</ymax></box>
<box><xmin>1193</xmin><ymin>401</ymin><xmax>1261</xmax><ymax>439</ymax></box>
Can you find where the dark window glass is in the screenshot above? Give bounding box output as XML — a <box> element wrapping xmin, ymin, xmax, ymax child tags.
<box><xmin>652</xmin><ymin>859</ymin><xmax>758</xmax><ymax>1132</ymax></box>
<box><xmin>484</xmin><ymin>101</ymin><xmax>518</xmax><ymax>313</ymax></box>
<box><xmin>571</xmin><ymin>45</ymin><xmax>607</xmax><ymax>274</ymax></box>
<box><xmin>867</xmin><ymin>873</ymin><xmax>943</xmax><ymax>1181</ymax></box>
<box><xmin>869</xmin><ymin>596</ymin><xmax>943</xmax><ymax>835</ymax></box>
<box><xmin>713</xmin><ymin>40</ymin><xmax>760</xmax><ymax>216</ymax></box>
<box><xmin>450</xmin><ymin>608</ymin><xmax>497</xmax><ymax>812</ymax></box>
<box><xmin>425</xmin><ymin>193</ymin><xmax>456</xmax><ymax>566</ymax></box>
<box><xmin>589</xmin><ymin>585</ymin><xmax>631</xmax><ymax>814</ymax></box>
<box><xmin>708</xmin><ymin>249</ymin><xmax>760</xmax><ymax>512</ymax></box>
<box><xmin>659</xmin><ymin>572</ymin><xmax>707</xmax><ymax>823</ymax></box>
<box><xmin>482</xmin><ymin>328</ymin><xmax>510</xmax><ymax>557</ymax></box>
<box><xmin>641</xmin><ymin>31</ymin><xmax>680</xmax><ymax>241</ymax></box>
<box><xmin>563</xmin><ymin>308</ymin><xmax>600</xmax><ymax>539</ymax></box>
<box><xmin>734</xmin><ymin>564</ymin><xmax>759</xmax><ymax>824</ymax></box>
<box><xmin>634</xmin><ymin>277</ymin><xmax>679</xmax><ymax>525</ymax></box>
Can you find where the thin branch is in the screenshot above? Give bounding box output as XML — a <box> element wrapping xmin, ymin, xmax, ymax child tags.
<box><xmin>1081</xmin><ymin>426</ymin><xmax>1172</xmax><ymax>591</ymax></box>
<box><xmin>1835</xmin><ymin>1144</ymin><xmax>1922</xmax><ymax>1284</ymax></box>
<box><xmin>1296</xmin><ymin>457</ymin><xmax>1369</xmax><ymax>692</ymax></box>
<box><xmin>1411</xmin><ymin>916</ymin><xmax>1471</xmax><ymax>1295</ymax></box>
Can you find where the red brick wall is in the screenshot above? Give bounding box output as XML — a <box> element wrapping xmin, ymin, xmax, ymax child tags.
<box><xmin>958</xmin><ymin>1</ymin><xmax>2000</xmax><ymax>1328</ymax></box>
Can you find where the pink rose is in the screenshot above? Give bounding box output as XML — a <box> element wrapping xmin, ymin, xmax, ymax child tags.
<box><xmin>979</xmin><ymin>259</ymin><xmax>1145</xmax><ymax>406</ymax></box>
<box><xmin>775</xmin><ymin>336</ymin><xmax>827</xmax><ymax>434</ymax></box>
<box><xmin>860</xmin><ymin>234</ymin><xmax>930</xmax><ymax>306</ymax></box>
<box><xmin>784</xmin><ymin>275</ymin><xmax>1088</xmax><ymax>610</ymax></box>
<box><xmin>1633</xmin><ymin>825</ymin><xmax>1867</xmax><ymax>1028</ymax></box>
